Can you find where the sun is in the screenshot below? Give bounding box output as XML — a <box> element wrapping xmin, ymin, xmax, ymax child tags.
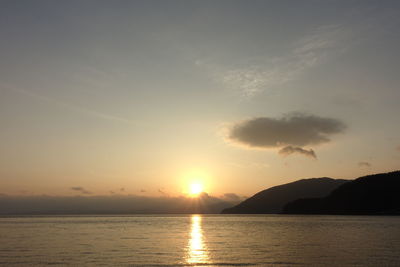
<box><xmin>181</xmin><ymin>168</ymin><xmax>210</xmax><ymax>197</ymax></box>
<box><xmin>189</xmin><ymin>182</ymin><xmax>203</xmax><ymax>197</ymax></box>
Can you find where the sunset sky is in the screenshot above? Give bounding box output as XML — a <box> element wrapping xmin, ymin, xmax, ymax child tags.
<box><xmin>1</xmin><ymin>0</ymin><xmax>400</xmax><ymax>198</ymax></box>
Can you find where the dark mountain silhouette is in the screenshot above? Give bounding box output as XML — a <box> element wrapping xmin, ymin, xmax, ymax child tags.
<box><xmin>283</xmin><ymin>171</ymin><xmax>400</xmax><ymax>215</ymax></box>
<box><xmin>221</xmin><ymin>177</ymin><xmax>348</xmax><ymax>214</ymax></box>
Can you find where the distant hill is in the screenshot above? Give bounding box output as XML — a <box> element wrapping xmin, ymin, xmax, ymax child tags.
<box><xmin>221</xmin><ymin>177</ymin><xmax>348</xmax><ymax>214</ymax></box>
<box><xmin>283</xmin><ymin>171</ymin><xmax>400</xmax><ymax>215</ymax></box>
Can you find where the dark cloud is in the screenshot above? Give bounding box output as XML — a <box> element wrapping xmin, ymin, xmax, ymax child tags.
<box><xmin>140</xmin><ymin>189</ymin><xmax>146</xmax><ymax>193</ymax></box>
<box><xmin>228</xmin><ymin>113</ymin><xmax>345</xmax><ymax>147</ymax></box>
<box><xmin>227</xmin><ymin>113</ymin><xmax>345</xmax><ymax>158</ymax></box>
<box><xmin>279</xmin><ymin>146</ymin><xmax>316</xmax><ymax>159</ymax></box>
<box><xmin>70</xmin><ymin>187</ymin><xmax>91</xmax><ymax>194</ymax></box>
<box><xmin>358</xmin><ymin>161</ymin><xmax>371</xmax><ymax>167</ymax></box>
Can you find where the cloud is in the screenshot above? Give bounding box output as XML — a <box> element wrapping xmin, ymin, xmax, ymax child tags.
<box><xmin>279</xmin><ymin>146</ymin><xmax>316</xmax><ymax>159</ymax></box>
<box><xmin>358</xmin><ymin>161</ymin><xmax>371</xmax><ymax>167</ymax></box>
<box><xmin>109</xmin><ymin>188</ymin><xmax>127</xmax><ymax>195</ymax></box>
<box><xmin>6</xmin><ymin>85</ymin><xmax>134</xmax><ymax>125</ymax></box>
<box><xmin>158</xmin><ymin>189</ymin><xmax>169</xmax><ymax>196</ymax></box>
<box><xmin>226</xmin><ymin>113</ymin><xmax>345</xmax><ymax>158</ymax></box>
<box><xmin>199</xmin><ymin>24</ymin><xmax>349</xmax><ymax>98</ymax></box>
<box><xmin>221</xmin><ymin>193</ymin><xmax>244</xmax><ymax>202</ymax></box>
<box><xmin>228</xmin><ymin>113</ymin><xmax>345</xmax><ymax>148</ymax></box>
<box><xmin>70</xmin><ymin>187</ymin><xmax>91</xmax><ymax>195</ymax></box>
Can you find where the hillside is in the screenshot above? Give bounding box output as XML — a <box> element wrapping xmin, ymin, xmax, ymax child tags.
<box><xmin>283</xmin><ymin>171</ymin><xmax>400</xmax><ymax>215</ymax></box>
<box><xmin>221</xmin><ymin>177</ymin><xmax>348</xmax><ymax>214</ymax></box>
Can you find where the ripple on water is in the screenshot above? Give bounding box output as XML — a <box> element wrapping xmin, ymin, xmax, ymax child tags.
<box><xmin>0</xmin><ymin>215</ymin><xmax>399</xmax><ymax>266</ymax></box>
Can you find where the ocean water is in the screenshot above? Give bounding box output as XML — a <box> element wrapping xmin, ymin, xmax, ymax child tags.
<box><xmin>0</xmin><ymin>215</ymin><xmax>399</xmax><ymax>266</ymax></box>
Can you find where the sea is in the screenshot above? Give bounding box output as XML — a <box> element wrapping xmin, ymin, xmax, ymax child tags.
<box><xmin>0</xmin><ymin>215</ymin><xmax>399</xmax><ymax>266</ymax></box>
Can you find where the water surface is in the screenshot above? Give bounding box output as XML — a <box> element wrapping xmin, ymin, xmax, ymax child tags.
<box><xmin>0</xmin><ymin>215</ymin><xmax>399</xmax><ymax>266</ymax></box>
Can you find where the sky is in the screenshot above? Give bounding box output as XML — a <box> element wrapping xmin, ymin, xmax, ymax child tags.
<box><xmin>1</xmin><ymin>0</ymin><xmax>400</xmax><ymax>199</ymax></box>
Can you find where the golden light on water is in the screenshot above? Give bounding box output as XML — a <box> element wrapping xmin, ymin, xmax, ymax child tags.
<box><xmin>186</xmin><ymin>215</ymin><xmax>209</xmax><ymax>264</ymax></box>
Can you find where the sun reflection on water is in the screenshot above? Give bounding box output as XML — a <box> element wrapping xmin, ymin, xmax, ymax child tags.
<box><xmin>186</xmin><ymin>215</ymin><xmax>210</xmax><ymax>265</ymax></box>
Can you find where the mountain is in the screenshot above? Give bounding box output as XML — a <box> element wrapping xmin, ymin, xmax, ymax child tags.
<box><xmin>283</xmin><ymin>171</ymin><xmax>400</xmax><ymax>215</ymax></box>
<box><xmin>221</xmin><ymin>177</ymin><xmax>348</xmax><ymax>214</ymax></box>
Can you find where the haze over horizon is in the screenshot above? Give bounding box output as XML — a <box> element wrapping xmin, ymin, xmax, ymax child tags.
<box><xmin>1</xmin><ymin>0</ymin><xmax>400</xmax><ymax>199</ymax></box>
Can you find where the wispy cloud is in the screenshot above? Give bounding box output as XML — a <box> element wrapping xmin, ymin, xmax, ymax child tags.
<box><xmin>198</xmin><ymin>24</ymin><xmax>349</xmax><ymax>98</ymax></box>
<box><xmin>5</xmin><ymin>85</ymin><xmax>134</xmax><ymax>125</ymax></box>
<box><xmin>358</xmin><ymin>161</ymin><xmax>371</xmax><ymax>168</ymax></box>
